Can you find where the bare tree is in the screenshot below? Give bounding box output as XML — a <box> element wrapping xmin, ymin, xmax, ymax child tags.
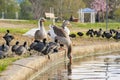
<box><xmin>29</xmin><ymin>0</ymin><xmax>46</xmax><ymax>19</ymax></box>
<box><xmin>29</xmin><ymin>0</ymin><xmax>85</xmax><ymax>19</ymax></box>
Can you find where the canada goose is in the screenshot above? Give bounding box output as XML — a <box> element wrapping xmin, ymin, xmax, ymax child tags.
<box><xmin>23</xmin><ymin>18</ymin><xmax>46</xmax><ymax>37</ymax></box>
<box><xmin>34</xmin><ymin>18</ymin><xmax>47</xmax><ymax>41</ymax></box>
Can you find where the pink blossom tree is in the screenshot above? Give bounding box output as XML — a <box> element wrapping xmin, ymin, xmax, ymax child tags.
<box><xmin>91</xmin><ymin>0</ymin><xmax>107</xmax><ymax>22</ymax></box>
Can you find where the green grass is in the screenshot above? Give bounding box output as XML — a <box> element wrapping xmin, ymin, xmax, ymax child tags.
<box><xmin>0</xmin><ymin>20</ymin><xmax>120</xmax><ymax>74</ymax></box>
<box><xmin>0</xmin><ymin>19</ymin><xmax>37</xmax><ymax>24</ymax></box>
<box><xmin>0</xmin><ymin>54</ymin><xmax>30</xmax><ymax>74</ymax></box>
<box><xmin>0</xmin><ymin>28</ymin><xmax>29</xmax><ymax>34</ymax></box>
<box><xmin>0</xmin><ymin>57</ymin><xmax>22</xmax><ymax>73</ymax></box>
<box><xmin>71</xmin><ymin>22</ymin><xmax>120</xmax><ymax>30</ymax></box>
<box><xmin>1</xmin><ymin>19</ymin><xmax>120</xmax><ymax>34</ymax></box>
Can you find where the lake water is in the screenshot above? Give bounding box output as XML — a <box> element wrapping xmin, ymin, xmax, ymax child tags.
<box><xmin>33</xmin><ymin>52</ymin><xmax>120</xmax><ymax>80</ymax></box>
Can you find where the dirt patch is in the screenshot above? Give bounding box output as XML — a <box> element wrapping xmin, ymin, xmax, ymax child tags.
<box><xmin>0</xmin><ymin>21</ymin><xmax>36</xmax><ymax>29</ymax></box>
<box><xmin>0</xmin><ymin>33</ymin><xmax>33</xmax><ymax>46</ymax></box>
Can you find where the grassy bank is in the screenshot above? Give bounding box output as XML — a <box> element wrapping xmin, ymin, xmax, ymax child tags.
<box><xmin>0</xmin><ymin>28</ymin><xmax>29</xmax><ymax>34</ymax></box>
<box><xmin>0</xmin><ymin>19</ymin><xmax>119</xmax><ymax>73</ymax></box>
<box><xmin>72</xmin><ymin>22</ymin><xmax>120</xmax><ymax>29</ymax></box>
<box><xmin>0</xmin><ymin>57</ymin><xmax>21</xmax><ymax>74</ymax></box>
<box><xmin>0</xmin><ymin>20</ymin><xmax>120</xmax><ymax>34</ymax></box>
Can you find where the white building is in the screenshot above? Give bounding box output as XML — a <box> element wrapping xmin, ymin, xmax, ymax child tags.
<box><xmin>78</xmin><ymin>8</ymin><xmax>96</xmax><ymax>23</ymax></box>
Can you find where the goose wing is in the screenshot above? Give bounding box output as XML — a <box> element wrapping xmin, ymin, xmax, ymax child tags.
<box><xmin>53</xmin><ymin>25</ymin><xmax>67</xmax><ymax>37</ymax></box>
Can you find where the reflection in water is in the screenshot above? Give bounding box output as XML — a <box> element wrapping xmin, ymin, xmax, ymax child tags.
<box><xmin>52</xmin><ymin>61</ymin><xmax>72</xmax><ymax>80</ymax></box>
<box><xmin>104</xmin><ymin>58</ymin><xmax>110</xmax><ymax>80</ymax></box>
<box><xmin>67</xmin><ymin>61</ymin><xmax>72</xmax><ymax>80</ymax></box>
<box><xmin>33</xmin><ymin>52</ymin><xmax>120</xmax><ymax>80</ymax></box>
<box><xmin>67</xmin><ymin>61</ymin><xmax>72</xmax><ymax>76</ymax></box>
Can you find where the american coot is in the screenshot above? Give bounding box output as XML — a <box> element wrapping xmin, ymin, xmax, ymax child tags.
<box><xmin>0</xmin><ymin>43</ymin><xmax>9</xmax><ymax>59</ymax></box>
<box><xmin>15</xmin><ymin>41</ymin><xmax>27</xmax><ymax>56</ymax></box>
<box><xmin>3</xmin><ymin>30</ymin><xmax>14</xmax><ymax>46</ymax></box>
<box><xmin>11</xmin><ymin>41</ymin><xmax>19</xmax><ymax>55</ymax></box>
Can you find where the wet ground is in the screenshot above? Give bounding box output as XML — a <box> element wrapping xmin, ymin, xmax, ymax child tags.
<box><xmin>33</xmin><ymin>51</ymin><xmax>120</xmax><ymax>80</ymax></box>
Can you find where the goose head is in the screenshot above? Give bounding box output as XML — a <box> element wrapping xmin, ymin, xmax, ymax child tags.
<box><xmin>38</xmin><ymin>17</ymin><xmax>46</xmax><ymax>27</ymax></box>
<box><xmin>62</xmin><ymin>20</ymin><xmax>71</xmax><ymax>29</ymax></box>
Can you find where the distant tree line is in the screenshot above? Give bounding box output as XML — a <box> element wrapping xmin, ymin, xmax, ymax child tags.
<box><xmin>0</xmin><ymin>0</ymin><xmax>120</xmax><ymax>21</ymax></box>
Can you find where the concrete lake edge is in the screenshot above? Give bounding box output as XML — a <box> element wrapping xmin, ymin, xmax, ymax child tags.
<box><xmin>0</xmin><ymin>42</ymin><xmax>120</xmax><ymax>80</ymax></box>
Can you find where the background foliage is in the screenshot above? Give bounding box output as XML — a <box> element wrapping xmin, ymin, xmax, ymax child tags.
<box><xmin>0</xmin><ymin>0</ymin><xmax>120</xmax><ymax>22</ymax></box>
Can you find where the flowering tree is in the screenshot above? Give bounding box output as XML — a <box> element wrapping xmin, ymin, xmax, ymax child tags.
<box><xmin>91</xmin><ymin>0</ymin><xmax>107</xmax><ymax>22</ymax></box>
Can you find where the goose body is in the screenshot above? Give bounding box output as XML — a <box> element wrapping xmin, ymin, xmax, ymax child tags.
<box><xmin>23</xmin><ymin>28</ymin><xmax>39</xmax><ymax>37</ymax></box>
<box><xmin>48</xmin><ymin>25</ymin><xmax>72</xmax><ymax>63</ymax></box>
<box><xmin>23</xmin><ymin>18</ymin><xmax>47</xmax><ymax>38</ymax></box>
<box><xmin>34</xmin><ymin>18</ymin><xmax>47</xmax><ymax>41</ymax></box>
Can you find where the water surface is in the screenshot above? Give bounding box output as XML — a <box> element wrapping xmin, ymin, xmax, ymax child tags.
<box><xmin>33</xmin><ymin>52</ymin><xmax>120</xmax><ymax>80</ymax></box>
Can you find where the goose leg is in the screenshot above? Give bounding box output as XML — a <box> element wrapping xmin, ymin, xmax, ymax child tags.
<box><xmin>48</xmin><ymin>55</ymin><xmax>50</xmax><ymax>59</ymax></box>
<box><xmin>67</xmin><ymin>54</ymin><xmax>72</xmax><ymax>64</ymax></box>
